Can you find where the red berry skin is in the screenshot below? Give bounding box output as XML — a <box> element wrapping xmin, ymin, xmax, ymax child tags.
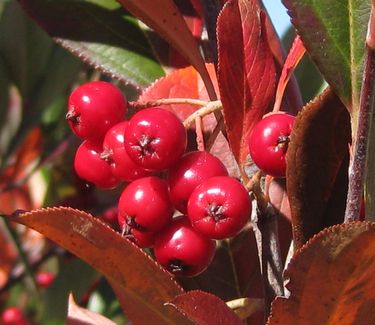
<box><xmin>67</xmin><ymin>81</ymin><xmax>127</xmax><ymax>143</ymax></box>
<box><xmin>124</xmin><ymin>108</ymin><xmax>187</xmax><ymax>171</ymax></box>
<box><xmin>103</xmin><ymin>121</ymin><xmax>151</xmax><ymax>181</ymax></box>
<box><xmin>168</xmin><ymin>151</ymin><xmax>228</xmax><ymax>213</ymax></box>
<box><xmin>117</xmin><ymin>176</ymin><xmax>173</xmax><ymax>233</ymax></box>
<box><xmin>124</xmin><ymin>227</ymin><xmax>156</xmax><ymax>248</ymax></box>
<box><xmin>248</xmin><ymin>113</ymin><xmax>295</xmax><ymax>178</ymax></box>
<box><xmin>36</xmin><ymin>271</ymin><xmax>55</xmax><ymax>288</ymax></box>
<box><xmin>1</xmin><ymin>307</ymin><xmax>27</xmax><ymax>325</ymax></box>
<box><xmin>154</xmin><ymin>216</ymin><xmax>216</xmax><ymax>277</ymax></box>
<box><xmin>187</xmin><ymin>176</ymin><xmax>251</xmax><ymax>239</ymax></box>
<box><xmin>74</xmin><ymin>141</ymin><xmax>119</xmax><ymax>189</ymax></box>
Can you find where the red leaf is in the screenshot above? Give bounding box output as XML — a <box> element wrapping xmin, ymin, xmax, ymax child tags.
<box><xmin>117</xmin><ymin>0</ymin><xmax>217</xmax><ymax>99</ymax></box>
<box><xmin>273</xmin><ymin>35</ymin><xmax>306</xmax><ymax>112</ymax></box>
<box><xmin>6</xmin><ymin>207</ymin><xmax>191</xmax><ymax>325</ymax></box>
<box><xmin>167</xmin><ymin>290</ymin><xmax>243</xmax><ymax>325</ymax></box>
<box><xmin>217</xmin><ymin>0</ymin><xmax>276</xmax><ymax>173</ymax></box>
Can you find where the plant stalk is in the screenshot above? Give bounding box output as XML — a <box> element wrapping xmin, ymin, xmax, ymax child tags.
<box><xmin>345</xmin><ymin>6</ymin><xmax>375</xmax><ymax>222</ymax></box>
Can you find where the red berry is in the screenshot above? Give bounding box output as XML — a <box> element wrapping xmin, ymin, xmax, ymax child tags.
<box><xmin>124</xmin><ymin>227</ymin><xmax>156</xmax><ymax>248</ymax></box>
<box><xmin>154</xmin><ymin>216</ymin><xmax>216</xmax><ymax>277</ymax></box>
<box><xmin>36</xmin><ymin>271</ymin><xmax>55</xmax><ymax>288</ymax></box>
<box><xmin>124</xmin><ymin>108</ymin><xmax>187</xmax><ymax>171</ymax></box>
<box><xmin>118</xmin><ymin>176</ymin><xmax>173</xmax><ymax>233</ymax></box>
<box><xmin>74</xmin><ymin>141</ymin><xmax>119</xmax><ymax>189</ymax></box>
<box><xmin>168</xmin><ymin>151</ymin><xmax>228</xmax><ymax>213</ymax></box>
<box><xmin>66</xmin><ymin>81</ymin><xmax>127</xmax><ymax>143</ymax></box>
<box><xmin>248</xmin><ymin>112</ymin><xmax>295</xmax><ymax>178</ymax></box>
<box><xmin>102</xmin><ymin>121</ymin><xmax>151</xmax><ymax>181</ymax></box>
<box><xmin>1</xmin><ymin>307</ymin><xmax>27</xmax><ymax>325</ymax></box>
<box><xmin>187</xmin><ymin>176</ymin><xmax>251</xmax><ymax>239</ymax></box>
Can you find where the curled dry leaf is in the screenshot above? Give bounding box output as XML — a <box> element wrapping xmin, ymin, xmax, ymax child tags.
<box><xmin>68</xmin><ymin>293</ymin><xmax>116</xmax><ymax>325</ymax></box>
<box><xmin>5</xmin><ymin>207</ymin><xmax>191</xmax><ymax>325</ymax></box>
<box><xmin>166</xmin><ymin>290</ymin><xmax>243</xmax><ymax>325</ymax></box>
<box><xmin>267</xmin><ymin>222</ymin><xmax>375</xmax><ymax>325</ymax></box>
<box><xmin>286</xmin><ymin>87</ymin><xmax>351</xmax><ymax>249</ymax></box>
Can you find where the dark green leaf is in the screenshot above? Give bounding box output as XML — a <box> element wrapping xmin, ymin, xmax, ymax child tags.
<box><xmin>17</xmin><ymin>0</ymin><xmax>164</xmax><ymax>88</ymax></box>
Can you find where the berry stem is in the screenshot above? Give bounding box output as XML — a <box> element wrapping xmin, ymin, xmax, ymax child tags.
<box><xmin>345</xmin><ymin>6</ymin><xmax>375</xmax><ymax>222</ymax></box>
<box><xmin>129</xmin><ymin>98</ymin><xmax>209</xmax><ymax>110</ymax></box>
<box><xmin>183</xmin><ymin>100</ymin><xmax>222</xmax><ymax>127</ymax></box>
<box><xmin>195</xmin><ymin>116</ymin><xmax>205</xmax><ymax>151</ymax></box>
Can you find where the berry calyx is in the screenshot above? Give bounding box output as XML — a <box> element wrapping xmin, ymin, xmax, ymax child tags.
<box><xmin>153</xmin><ymin>216</ymin><xmax>216</xmax><ymax>277</ymax></box>
<box><xmin>102</xmin><ymin>121</ymin><xmax>151</xmax><ymax>181</ymax></box>
<box><xmin>67</xmin><ymin>81</ymin><xmax>127</xmax><ymax>143</ymax></box>
<box><xmin>187</xmin><ymin>176</ymin><xmax>251</xmax><ymax>239</ymax></box>
<box><xmin>124</xmin><ymin>108</ymin><xmax>187</xmax><ymax>171</ymax></box>
<box><xmin>74</xmin><ymin>141</ymin><xmax>119</xmax><ymax>189</ymax></box>
<box><xmin>168</xmin><ymin>151</ymin><xmax>228</xmax><ymax>213</ymax></box>
<box><xmin>117</xmin><ymin>176</ymin><xmax>173</xmax><ymax>233</ymax></box>
<box><xmin>248</xmin><ymin>112</ymin><xmax>295</xmax><ymax>178</ymax></box>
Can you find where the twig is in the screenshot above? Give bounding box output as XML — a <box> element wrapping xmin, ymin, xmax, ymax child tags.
<box><xmin>129</xmin><ymin>98</ymin><xmax>208</xmax><ymax>110</ymax></box>
<box><xmin>183</xmin><ymin>100</ymin><xmax>222</xmax><ymax>127</ymax></box>
<box><xmin>345</xmin><ymin>5</ymin><xmax>375</xmax><ymax>222</ymax></box>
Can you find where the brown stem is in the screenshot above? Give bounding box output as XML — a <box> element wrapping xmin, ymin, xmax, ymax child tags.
<box><xmin>183</xmin><ymin>100</ymin><xmax>222</xmax><ymax>127</ymax></box>
<box><xmin>345</xmin><ymin>36</ymin><xmax>375</xmax><ymax>222</ymax></box>
<box><xmin>129</xmin><ymin>98</ymin><xmax>208</xmax><ymax>110</ymax></box>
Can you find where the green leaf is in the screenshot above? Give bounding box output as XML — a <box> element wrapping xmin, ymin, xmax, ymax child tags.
<box><xmin>17</xmin><ymin>0</ymin><xmax>164</xmax><ymax>88</ymax></box>
<box><xmin>116</xmin><ymin>0</ymin><xmax>217</xmax><ymax>99</ymax></box>
<box><xmin>282</xmin><ymin>0</ymin><xmax>370</xmax><ymax>115</ymax></box>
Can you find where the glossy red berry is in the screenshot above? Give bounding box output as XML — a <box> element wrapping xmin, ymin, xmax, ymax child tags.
<box><xmin>1</xmin><ymin>307</ymin><xmax>27</xmax><ymax>325</ymax></box>
<box><xmin>168</xmin><ymin>151</ymin><xmax>228</xmax><ymax>213</ymax></box>
<box><xmin>123</xmin><ymin>227</ymin><xmax>156</xmax><ymax>248</ymax></box>
<box><xmin>66</xmin><ymin>81</ymin><xmax>127</xmax><ymax>143</ymax></box>
<box><xmin>124</xmin><ymin>108</ymin><xmax>187</xmax><ymax>171</ymax></box>
<box><xmin>154</xmin><ymin>216</ymin><xmax>216</xmax><ymax>277</ymax></box>
<box><xmin>102</xmin><ymin>121</ymin><xmax>151</xmax><ymax>181</ymax></box>
<box><xmin>248</xmin><ymin>112</ymin><xmax>295</xmax><ymax>178</ymax></box>
<box><xmin>117</xmin><ymin>176</ymin><xmax>173</xmax><ymax>233</ymax></box>
<box><xmin>74</xmin><ymin>141</ymin><xmax>119</xmax><ymax>189</ymax></box>
<box><xmin>187</xmin><ymin>176</ymin><xmax>251</xmax><ymax>239</ymax></box>
<box><xmin>36</xmin><ymin>271</ymin><xmax>55</xmax><ymax>288</ymax></box>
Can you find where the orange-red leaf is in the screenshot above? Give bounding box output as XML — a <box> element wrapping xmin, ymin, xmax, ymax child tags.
<box><xmin>217</xmin><ymin>0</ymin><xmax>276</xmax><ymax>172</ymax></box>
<box><xmin>273</xmin><ymin>35</ymin><xmax>306</xmax><ymax>112</ymax></box>
<box><xmin>167</xmin><ymin>290</ymin><xmax>243</xmax><ymax>325</ymax></box>
<box><xmin>117</xmin><ymin>0</ymin><xmax>216</xmax><ymax>99</ymax></box>
<box><xmin>6</xmin><ymin>207</ymin><xmax>191</xmax><ymax>325</ymax></box>
<box><xmin>139</xmin><ymin>65</ymin><xmax>239</xmax><ymax>176</ymax></box>
<box><xmin>267</xmin><ymin>222</ymin><xmax>375</xmax><ymax>325</ymax></box>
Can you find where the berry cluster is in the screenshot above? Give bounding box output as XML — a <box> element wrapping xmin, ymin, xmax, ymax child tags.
<box><xmin>66</xmin><ymin>81</ymin><xmax>252</xmax><ymax>277</ymax></box>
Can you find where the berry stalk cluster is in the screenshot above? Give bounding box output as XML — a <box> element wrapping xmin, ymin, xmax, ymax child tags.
<box><xmin>66</xmin><ymin>81</ymin><xmax>295</xmax><ymax>277</ymax></box>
